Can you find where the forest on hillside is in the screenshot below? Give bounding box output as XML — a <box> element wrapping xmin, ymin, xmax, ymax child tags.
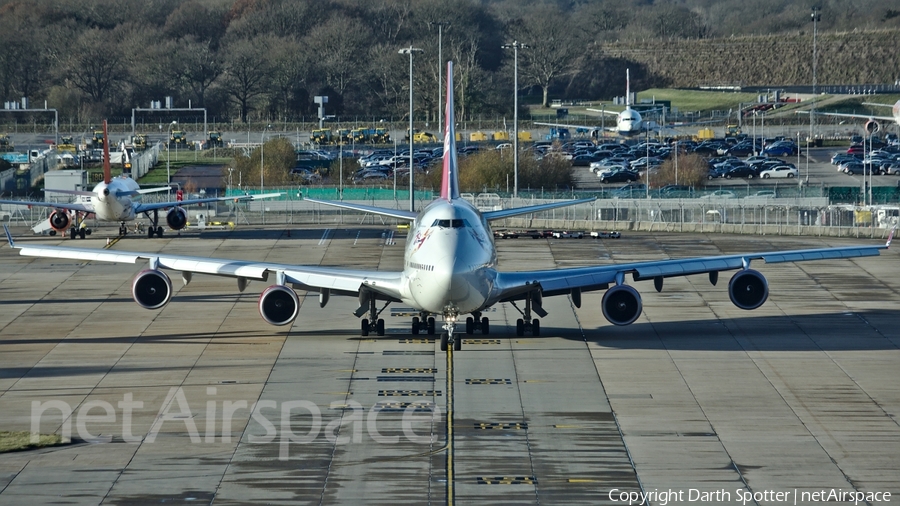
<box><xmin>1</xmin><ymin>0</ymin><xmax>898</xmax><ymax>124</ymax></box>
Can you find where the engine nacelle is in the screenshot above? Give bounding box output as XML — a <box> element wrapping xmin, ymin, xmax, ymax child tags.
<box><xmin>48</xmin><ymin>210</ymin><xmax>71</xmax><ymax>232</ymax></box>
<box><xmin>865</xmin><ymin>119</ymin><xmax>880</xmax><ymax>135</ymax></box>
<box><xmin>132</xmin><ymin>269</ymin><xmax>173</xmax><ymax>310</ymax></box>
<box><xmin>728</xmin><ymin>269</ymin><xmax>769</xmax><ymax>310</ymax></box>
<box><xmin>258</xmin><ymin>285</ymin><xmax>299</xmax><ymax>326</ymax></box>
<box><xmin>602</xmin><ymin>285</ymin><xmax>643</xmax><ymax>326</ymax></box>
<box><xmin>166</xmin><ymin>207</ymin><xmax>188</xmax><ymax>230</ymax></box>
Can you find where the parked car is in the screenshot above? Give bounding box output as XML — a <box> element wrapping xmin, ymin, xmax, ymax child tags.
<box><xmin>599</xmin><ymin>168</ymin><xmax>639</xmax><ymax>184</ymax></box>
<box><xmin>724</xmin><ymin>165</ymin><xmax>759</xmax><ymax>179</ymax></box>
<box><xmin>610</xmin><ymin>183</ymin><xmax>647</xmax><ymax>198</ymax></box>
<box><xmin>883</xmin><ymin>163</ymin><xmax>900</xmax><ymax>175</ymax></box>
<box><xmin>700</xmin><ymin>190</ymin><xmax>736</xmax><ymax>199</ymax></box>
<box><xmin>847</xmin><ymin>144</ymin><xmax>865</xmax><ymax>155</ymax></box>
<box><xmin>707</xmin><ymin>166</ymin><xmax>730</xmax><ymax>179</ymax></box>
<box><xmin>759</xmin><ymin>165</ymin><xmax>799</xmax><ymax>178</ymax></box>
<box><xmin>762</xmin><ymin>141</ymin><xmax>797</xmax><ymax>156</ymax></box>
<box><xmin>658</xmin><ymin>184</ymin><xmax>694</xmax><ymax>198</ymax></box>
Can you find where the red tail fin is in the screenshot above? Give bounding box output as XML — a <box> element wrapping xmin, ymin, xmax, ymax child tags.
<box><xmin>440</xmin><ymin>61</ymin><xmax>460</xmax><ymax>200</ymax></box>
<box><xmin>102</xmin><ymin>120</ymin><xmax>111</xmax><ymax>184</ymax></box>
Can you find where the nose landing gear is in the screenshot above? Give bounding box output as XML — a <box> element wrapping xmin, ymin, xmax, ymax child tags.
<box><xmin>440</xmin><ymin>314</ymin><xmax>461</xmax><ymax>352</ymax></box>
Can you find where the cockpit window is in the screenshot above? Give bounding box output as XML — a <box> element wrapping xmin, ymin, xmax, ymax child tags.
<box><xmin>432</xmin><ymin>219</ymin><xmax>469</xmax><ymax>228</ymax></box>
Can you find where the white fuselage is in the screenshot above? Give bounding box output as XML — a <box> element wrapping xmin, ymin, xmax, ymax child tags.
<box><xmin>89</xmin><ymin>176</ymin><xmax>139</xmax><ymax>222</ymax></box>
<box><xmin>617</xmin><ymin>107</ymin><xmax>644</xmax><ymax>137</ymax></box>
<box><xmin>399</xmin><ymin>198</ymin><xmax>498</xmax><ymax>315</ymax></box>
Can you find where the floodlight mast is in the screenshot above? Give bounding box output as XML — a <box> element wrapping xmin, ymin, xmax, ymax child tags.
<box><xmin>502</xmin><ymin>41</ymin><xmax>529</xmax><ymax>199</ymax></box>
<box><xmin>399</xmin><ymin>46</ymin><xmax>423</xmax><ymax>212</ymax></box>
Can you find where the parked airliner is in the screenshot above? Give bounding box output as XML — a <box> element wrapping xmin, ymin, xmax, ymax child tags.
<box><xmin>0</xmin><ymin>121</ymin><xmax>279</xmax><ymax>239</ymax></box>
<box><xmin>536</xmin><ymin>69</ymin><xmax>670</xmax><ymax>139</ymax></box>
<box><xmin>4</xmin><ymin>63</ymin><xmax>893</xmax><ymax>351</ymax></box>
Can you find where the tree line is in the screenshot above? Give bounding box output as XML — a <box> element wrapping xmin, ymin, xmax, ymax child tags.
<box><xmin>1</xmin><ymin>0</ymin><xmax>898</xmax><ymax>127</ymax></box>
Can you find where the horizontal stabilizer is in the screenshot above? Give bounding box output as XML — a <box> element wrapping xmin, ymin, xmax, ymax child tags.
<box><xmin>483</xmin><ymin>197</ymin><xmax>596</xmax><ymax>221</ymax></box>
<box><xmin>304</xmin><ymin>198</ymin><xmax>418</xmax><ymax>221</ymax></box>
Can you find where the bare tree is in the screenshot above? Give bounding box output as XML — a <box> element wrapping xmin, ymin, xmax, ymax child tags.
<box><xmin>174</xmin><ymin>37</ymin><xmax>225</xmax><ymax>108</ymax></box>
<box><xmin>512</xmin><ymin>8</ymin><xmax>583</xmax><ymax>108</ymax></box>
<box><xmin>307</xmin><ymin>17</ymin><xmax>371</xmax><ymax>96</ymax></box>
<box><xmin>268</xmin><ymin>36</ymin><xmax>313</xmax><ymax>119</ymax></box>
<box><xmin>62</xmin><ymin>28</ymin><xmax>125</xmax><ymax>104</ymax></box>
<box><xmin>220</xmin><ymin>36</ymin><xmax>273</xmax><ymax>123</ymax></box>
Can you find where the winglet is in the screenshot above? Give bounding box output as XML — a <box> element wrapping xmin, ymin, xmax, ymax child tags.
<box><xmin>887</xmin><ymin>227</ymin><xmax>895</xmax><ymax>249</ymax></box>
<box><xmin>440</xmin><ymin>61</ymin><xmax>460</xmax><ymax>200</ymax></box>
<box><xmin>4</xmin><ymin>225</ymin><xmax>14</xmax><ymax>249</ymax></box>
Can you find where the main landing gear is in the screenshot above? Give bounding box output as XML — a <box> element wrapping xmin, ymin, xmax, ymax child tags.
<box><xmin>144</xmin><ymin>209</ymin><xmax>164</xmax><ymax>238</ymax></box>
<box><xmin>464</xmin><ymin>311</ymin><xmax>490</xmax><ymax>335</ymax></box>
<box><xmin>411</xmin><ymin>312</ymin><xmax>436</xmax><ymax>335</ymax></box>
<box><xmin>511</xmin><ymin>297</ymin><xmax>542</xmax><ymax>337</ymax></box>
<box><xmin>68</xmin><ymin>212</ymin><xmax>90</xmax><ymax>239</ymax></box>
<box><xmin>360</xmin><ymin>297</ymin><xmax>390</xmax><ymax>337</ymax></box>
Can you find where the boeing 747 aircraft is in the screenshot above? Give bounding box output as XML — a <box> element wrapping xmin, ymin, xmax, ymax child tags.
<box><xmin>4</xmin><ymin>63</ymin><xmax>893</xmax><ymax>351</ymax></box>
<box><xmin>0</xmin><ymin>121</ymin><xmax>279</xmax><ymax>239</ymax></box>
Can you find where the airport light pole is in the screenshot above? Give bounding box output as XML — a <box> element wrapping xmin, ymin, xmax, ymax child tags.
<box><xmin>502</xmin><ymin>40</ymin><xmax>529</xmax><ymax>199</ymax></box>
<box><xmin>811</xmin><ymin>6</ymin><xmax>820</xmax><ymax>145</ymax></box>
<box><xmin>429</xmin><ymin>21</ymin><xmax>450</xmax><ymax>138</ymax></box>
<box><xmin>400</xmin><ymin>46</ymin><xmax>423</xmax><ymax>212</ymax></box>
<box><xmin>167</xmin><ymin>121</ymin><xmax>176</xmax><ymax>196</ymax></box>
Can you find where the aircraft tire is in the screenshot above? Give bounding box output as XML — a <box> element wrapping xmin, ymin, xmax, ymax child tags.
<box><xmin>481</xmin><ymin>317</ymin><xmax>489</xmax><ymax>334</ymax></box>
<box><xmin>532</xmin><ymin>318</ymin><xmax>540</xmax><ymax>336</ymax></box>
<box><xmin>148</xmin><ymin>227</ymin><xmax>154</xmax><ymax>238</ymax></box>
<box><xmin>79</xmin><ymin>229</ymin><xmax>86</xmax><ymax>239</ymax></box>
<box><xmin>411</xmin><ymin>316</ymin><xmax>420</xmax><ymax>335</ymax></box>
<box><xmin>361</xmin><ymin>319</ymin><xmax>370</xmax><ymax>336</ymax></box>
<box><xmin>454</xmin><ymin>338</ymin><xmax>461</xmax><ymax>351</ymax></box>
<box><xmin>440</xmin><ymin>333</ymin><xmax>448</xmax><ymax>351</ymax></box>
<box><xmin>427</xmin><ymin>317</ymin><xmax>436</xmax><ymax>335</ymax></box>
<box><xmin>70</xmin><ymin>228</ymin><xmax>76</xmax><ymax>240</ymax></box>
<box><xmin>516</xmin><ymin>319</ymin><xmax>525</xmax><ymax>337</ymax></box>
<box><xmin>376</xmin><ymin>319</ymin><xmax>385</xmax><ymax>336</ymax></box>
<box><xmin>466</xmin><ymin>317</ymin><xmax>474</xmax><ymax>334</ymax></box>
<box><xmin>157</xmin><ymin>226</ymin><xmax>164</xmax><ymax>238</ymax></box>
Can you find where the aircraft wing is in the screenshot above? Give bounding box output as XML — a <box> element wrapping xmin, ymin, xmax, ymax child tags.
<box><xmin>482</xmin><ymin>197</ymin><xmax>596</xmax><ymax>221</ymax></box>
<box><xmin>133</xmin><ymin>192</ymin><xmax>283</xmax><ymax>213</ymax></box>
<box><xmin>533</xmin><ymin>122</ymin><xmax>610</xmax><ymax>133</ymax></box>
<box><xmin>805</xmin><ymin>111</ymin><xmax>897</xmax><ymax>122</ymax></box>
<box><xmin>4</xmin><ymin>226</ymin><xmax>404</xmax><ymax>300</ymax></box>
<box><xmin>0</xmin><ymin>198</ymin><xmax>92</xmax><ymax>213</ymax></box>
<box><xmin>586</xmin><ymin>108</ymin><xmax>619</xmax><ymax>116</ymax></box>
<box><xmin>304</xmin><ymin>198</ymin><xmax>418</xmax><ymax>221</ymax></box>
<box><xmin>493</xmin><ymin>240</ymin><xmax>890</xmax><ymax>299</ymax></box>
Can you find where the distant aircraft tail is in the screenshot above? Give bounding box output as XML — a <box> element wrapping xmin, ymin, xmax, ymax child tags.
<box><xmin>440</xmin><ymin>61</ymin><xmax>461</xmax><ymax>200</ymax></box>
<box><xmin>102</xmin><ymin>120</ymin><xmax>111</xmax><ymax>185</ymax></box>
<box><xmin>626</xmin><ymin>69</ymin><xmax>631</xmax><ymax>107</ymax></box>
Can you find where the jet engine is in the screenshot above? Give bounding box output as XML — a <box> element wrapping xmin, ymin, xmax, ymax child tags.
<box><xmin>258</xmin><ymin>285</ymin><xmax>299</xmax><ymax>326</ymax></box>
<box><xmin>132</xmin><ymin>269</ymin><xmax>173</xmax><ymax>310</ymax></box>
<box><xmin>728</xmin><ymin>269</ymin><xmax>769</xmax><ymax>310</ymax></box>
<box><xmin>865</xmin><ymin>119</ymin><xmax>880</xmax><ymax>135</ymax></box>
<box><xmin>48</xmin><ymin>210</ymin><xmax>71</xmax><ymax>232</ymax></box>
<box><xmin>602</xmin><ymin>285</ymin><xmax>643</xmax><ymax>326</ymax></box>
<box><xmin>166</xmin><ymin>207</ymin><xmax>188</xmax><ymax>230</ymax></box>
